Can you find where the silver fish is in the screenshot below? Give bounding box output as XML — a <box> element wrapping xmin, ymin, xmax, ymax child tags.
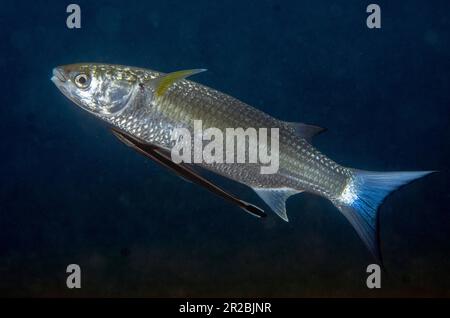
<box><xmin>51</xmin><ymin>63</ymin><xmax>433</xmax><ymax>261</ymax></box>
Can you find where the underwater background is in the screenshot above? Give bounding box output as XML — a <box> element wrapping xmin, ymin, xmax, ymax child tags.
<box><xmin>1</xmin><ymin>0</ymin><xmax>449</xmax><ymax>297</ymax></box>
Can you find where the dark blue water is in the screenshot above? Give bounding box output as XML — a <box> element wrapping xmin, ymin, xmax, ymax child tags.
<box><xmin>1</xmin><ymin>0</ymin><xmax>449</xmax><ymax>297</ymax></box>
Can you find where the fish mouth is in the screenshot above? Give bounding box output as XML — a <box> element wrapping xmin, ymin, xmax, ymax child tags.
<box><xmin>51</xmin><ymin>67</ymin><xmax>67</xmax><ymax>84</ymax></box>
<box><xmin>51</xmin><ymin>67</ymin><xmax>74</xmax><ymax>103</ymax></box>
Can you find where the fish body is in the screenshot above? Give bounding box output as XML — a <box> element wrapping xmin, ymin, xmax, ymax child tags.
<box><xmin>53</xmin><ymin>64</ymin><xmax>347</xmax><ymax>197</ymax></box>
<box><xmin>51</xmin><ymin>63</ymin><xmax>433</xmax><ymax>261</ymax></box>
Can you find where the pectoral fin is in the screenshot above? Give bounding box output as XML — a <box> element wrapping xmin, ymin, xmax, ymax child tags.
<box><xmin>111</xmin><ymin>128</ymin><xmax>266</xmax><ymax>218</ymax></box>
<box><xmin>153</xmin><ymin>69</ymin><xmax>207</xmax><ymax>97</ymax></box>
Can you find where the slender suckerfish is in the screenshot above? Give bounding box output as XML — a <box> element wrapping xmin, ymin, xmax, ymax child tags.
<box><xmin>51</xmin><ymin>63</ymin><xmax>433</xmax><ymax>261</ymax></box>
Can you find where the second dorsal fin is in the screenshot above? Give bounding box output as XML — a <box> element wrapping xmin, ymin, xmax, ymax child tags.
<box><xmin>284</xmin><ymin>121</ymin><xmax>327</xmax><ymax>142</ymax></box>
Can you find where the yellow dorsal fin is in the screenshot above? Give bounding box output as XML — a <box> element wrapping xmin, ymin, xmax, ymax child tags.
<box><xmin>154</xmin><ymin>69</ymin><xmax>207</xmax><ymax>97</ymax></box>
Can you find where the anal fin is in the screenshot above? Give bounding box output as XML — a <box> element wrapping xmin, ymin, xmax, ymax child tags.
<box><xmin>253</xmin><ymin>187</ymin><xmax>302</xmax><ymax>222</ymax></box>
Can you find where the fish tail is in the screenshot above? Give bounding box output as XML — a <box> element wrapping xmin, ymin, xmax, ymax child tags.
<box><xmin>332</xmin><ymin>169</ymin><xmax>434</xmax><ymax>263</ymax></box>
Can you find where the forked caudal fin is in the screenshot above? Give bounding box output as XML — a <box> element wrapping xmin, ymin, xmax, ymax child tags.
<box><xmin>333</xmin><ymin>169</ymin><xmax>434</xmax><ymax>262</ymax></box>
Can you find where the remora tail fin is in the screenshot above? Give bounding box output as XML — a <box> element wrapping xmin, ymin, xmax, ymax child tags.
<box><xmin>333</xmin><ymin>170</ymin><xmax>434</xmax><ymax>262</ymax></box>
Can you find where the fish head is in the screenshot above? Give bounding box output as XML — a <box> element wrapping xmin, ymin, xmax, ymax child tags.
<box><xmin>51</xmin><ymin>63</ymin><xmax>138</xmax><ymax>117</ymax></box>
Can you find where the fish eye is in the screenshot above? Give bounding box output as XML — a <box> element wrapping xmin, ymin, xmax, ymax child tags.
<box><xmin>74</xmin><ymin>73</ymin><xmax>91</xmax><ymax>88</ymax></box>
